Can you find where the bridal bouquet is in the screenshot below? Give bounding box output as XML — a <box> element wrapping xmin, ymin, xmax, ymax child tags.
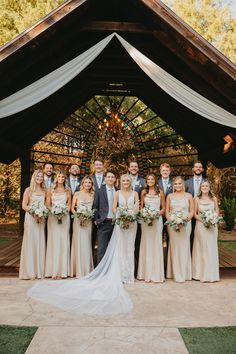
<box><xmin>200</xmin><ymin>209</ymin><xmax>223</xmax><ymax>228</ymax></box>
<box><xmin>138</xmin><ymin>205</ymin><xmax>160</xmax><ymax>226</ymax></box>
<box><xmin>51</xmin><ymin>204</ymin><xmax>69</xmax><ymax>224</ymax></box>
<box><xmin>29</xmin><ymin>201</ymin><xmax>48</xmax><ymax>223</ymax></box>
<box><xmin>165</xmin><ymin>210</ymin><xmax>189</xmax><ymax>232</ymax></box>
<box><xmin>74</xmin><ymin>204</ymin><xmax>95</xmax><ymax>227</ymax></box>
<box><xmin>114</xmin><ymin>206</ymin><xmax>137</xmax><ymax>230</ymax></box>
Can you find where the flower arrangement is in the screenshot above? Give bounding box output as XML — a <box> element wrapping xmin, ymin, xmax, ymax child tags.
<box><xmin>200</xmin><ymin>209</ymin><xmax>223</xmax><ymax>228</ymax></box>
<box><xmin>51</xmin><ymin>204</ymin><xmax>69</xmax><ymax>224</ymax></box>
<box><xmin>29</xmin><ymin>201</ymin><xmax>48</xmax><ymax>223</ymax></box>
<box><xmin>74</xmin><ymin>204</ymin><xmax>95</xmax><ymax>227</ymax></box>
<box><xmin>165</xmin><ymin>210</ymin><xmax>189</xmax><ymax>232</ymax></box>
<box><xmin>114</xmin><ymin>206</ymin><xmax>137</xmax><ymax>230</ymax></box>
<box><xmin>138</xmin><ymin>205</ymin><xmax>160</xmax><ymax>226</ymax></box>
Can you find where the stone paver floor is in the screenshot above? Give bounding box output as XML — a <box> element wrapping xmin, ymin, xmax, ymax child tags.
<box><xmin>1</xmin><ymin>274</ymin><xmax>235</xmax><ymax>353</ymax></box>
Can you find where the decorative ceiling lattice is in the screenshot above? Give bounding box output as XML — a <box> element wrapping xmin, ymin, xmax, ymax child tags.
<box><xmin>31</xmin><ymin>96</ymin><xmax>198</xmax><ymax>176</ymax></box>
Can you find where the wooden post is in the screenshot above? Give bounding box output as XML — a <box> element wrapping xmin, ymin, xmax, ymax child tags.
<box><xmin>19</xmin><ymin>150</ymin><xmax>31</xmax><ymax>237</ymax></box>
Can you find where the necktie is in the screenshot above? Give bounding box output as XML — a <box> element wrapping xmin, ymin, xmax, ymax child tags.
<box><xmin>97</xmin><ymin>176</ymin><xmax>102</xmax><ymax>188</ymax></box>
<box><xmin>163</xmin><ymin>180</ymin><xmax>168</xmax><ymax>194</ymax></box>
<box><xmin>195</xmin><ymin>178</ymin><xmax>200</xmax><ymax>197</ymax></box>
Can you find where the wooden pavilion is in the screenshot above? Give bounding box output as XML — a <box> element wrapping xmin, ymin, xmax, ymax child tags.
<box><xmin>0</xmin><ymin>0</ymin><xmax>235</xmax><ymax>182</ymax></box>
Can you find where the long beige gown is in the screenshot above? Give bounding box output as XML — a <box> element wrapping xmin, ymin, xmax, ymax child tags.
<box><xmin>19</xmin><ymin>193</ymin><xmax>46</xmax><ymax>279</ymax></box>
<box><xmin>137</xmin><ymin>194</ymin><xmax>164</xmax><ymax>282</ymax></box>
<box><xmin>192</xmin><ymin>199</ymin><xmax>219</xmax><ymax>282</ymax></box>
<box><xmin>167</xmin><ymin>196</ymin><xmax>192</xmax><ymax>282</ymax></box>
<box><xmin>70</xmin><ymin>198</ymin><xmax>94</xmax><ymax>278</ymax></box>
<box><xmin>45</xmin><ymin>192</ymin><xmax>70</xmax><ymax>278</ymax></box>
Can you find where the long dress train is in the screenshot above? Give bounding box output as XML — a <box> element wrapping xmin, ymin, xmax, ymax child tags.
<box><xmin>192</xmin><ymin>199</ymin><xmax>219</xmax><ymax>282</ymax></box>
<box><xmin>27</xmin><ymin>191</ymin><xmax>137</xmax><ymax>314</ymax></box>
<box><xmin>137</xmin><ymin>194</ymin><xmax>164</xmax><ymax>282</ymax></box>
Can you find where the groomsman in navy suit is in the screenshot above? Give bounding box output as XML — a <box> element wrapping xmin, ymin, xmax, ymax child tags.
<box><xmin>43</xmin><ymin>162</ymin><xmax>54</xmax><ymax>189</ymax></box>
<box><xmin>158</xmin><ymin>163</ymin><xmax>173</xmax><ymax>276</ymax></box>
<box><xmin>128</xmin><ymin>161</ymin><xmax>145</xmax><ymax>277</ymax></box>
<box><xmin>185</xmin><ymin>161</ymin><xmax>205</xmax><ymax>253</ymax></box>
<box><xmin>92</xmin><ymin>159</ymin><xmax>105</xmax><ymax>263</ymax></box>
<box><xmin>94</xmin><ymin>170</ymin><xmax>117</xmax><ymax>264</ymax></box>
<box><xmin>67</xmin><ymin>164</ymin><xmax>81</xmax><ymax>195</ymax></box>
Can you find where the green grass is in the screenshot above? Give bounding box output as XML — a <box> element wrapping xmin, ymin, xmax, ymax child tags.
<box><xmin>179</xmin><ymin>327</ymin><xmax>236</xmax><ymax>354</ymax></box>
<box><xmin>219</xmin><ymin>241</ymin><xmax>236</xmax><ymax>254</ymax></box>
<box><xmin>0</xmin><ymin>325</ymin><xmax>38</xmax><ymax>354</ymax></box>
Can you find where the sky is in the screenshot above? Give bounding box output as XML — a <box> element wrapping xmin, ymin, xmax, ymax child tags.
<box><xmin>224</xmin><ymin>0</ymin><xmax>236</xmax><ymax>16</ymax></box>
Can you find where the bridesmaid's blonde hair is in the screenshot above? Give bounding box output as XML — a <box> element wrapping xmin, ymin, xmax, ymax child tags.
<box><xmin>173</xmin><ymin>176</ymin><xmax>185</xmax><ymax>192</ymax></box>
<box><xmin>197</xmin><ymin>179</ymin><xmax>215</xmax><ymax>199</ymax></box>
<box><xmin>29</xmin><ymin>169</ymin><xmax>45</xmax><ymax>194</ymax></box>
<box><xmin>80</xmin><ymin>175</ymin><xmax>95</xmax><ymax>196</ymax></box>
<box><xmin>52</xmin><ymin>170</ymin><xmax>69</xmax><ymax>192</ymax></box>
<box><xmin>120</xmin><ymin>174</ymin><xmax>132</xmax><ymax>191</ymax></box>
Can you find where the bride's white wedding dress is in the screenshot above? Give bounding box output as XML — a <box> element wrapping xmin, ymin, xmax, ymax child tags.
<box><xmin>27</xmin><ymin>191</ymin><xmax>137</xmax><ymax>315</ymax></box>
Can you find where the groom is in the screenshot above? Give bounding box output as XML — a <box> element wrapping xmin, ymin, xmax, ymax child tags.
<box><xmin>94</xmin><ymin>170</ymin><xmax>117</xmax><ymax>264</ymax></box>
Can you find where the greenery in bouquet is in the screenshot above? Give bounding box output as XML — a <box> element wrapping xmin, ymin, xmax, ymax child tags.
<box><xmin>74</xmin><ymin>204</ymin><xmax>95</xmax><ymax>227</ymax></box>
<box><xmin>200</xmin><ymin>209</ymin><xmax>223</xmax><ymax>228</ymax></box>
<box><xmin>50</xmin><ymin>204</ymin><xmax>69</xmax><ymax>224</ymax></box>
<box><xmin>165</xmin><ymin>209</ymin><xmax>189</xmax><ymax>232</ymax></box>
<box><xmin>114</xmin><ymin>206</ymin><xmax>137</xmax><ymax>230</ymax></box>
<box><xmin>29</xmin><ymin>201</ymin><xmax>48</xmax><ymax>223</ymax></box>
<box><xmin>138</xmin><ymin>205</ymin><xmax>160</xmax><ymax>226</ymax></box>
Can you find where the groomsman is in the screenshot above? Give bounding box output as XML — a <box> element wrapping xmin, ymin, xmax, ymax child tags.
<box><xmin>158</xmin><ymin>163</ymin><xmax>173</xmax><ymax>276</ymax></box>
<box><xmin>67</xmin><ymin>164</ymin><xmax>81</xmax><ymax>195</ymax></box>
<box><xmin>185</xmin><ymin>161</ymin><xmax>204</xmax><ymax>198</ymax></box>
<box><xmin>43</xmin><ymin>163</ymin><xmax>54</xmax><ymax>189</ymax></box>
<box><xmin>94</xmin><ymin>171</ymin><xmax>116</xmax><ymax>264</ymax></box>
<box><xmin>158</xmin><ymin>163</ymin><xmax>173</xmax><ymax>197</ymax></box>
<box><xmin>92</xmin><ymin>159</ymin><xmax>105</xmax><ymax>263</ymax></box>
<box><xmin>92</xmin><ymin>159</ymin><xmax>105</xmax><ymax>192</ymax></box>
<box><xmin>185</xmin><ymin>161</ymin><xmax>205</xmax><ymax>253</ymax></box>
<box><xmin>128</xmin><ymin>161</ymin><xmax>145</xmax><ymax>277</ymax></box>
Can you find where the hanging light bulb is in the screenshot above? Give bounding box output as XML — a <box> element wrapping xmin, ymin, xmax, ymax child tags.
<box><xmin>98</xmin><ymin>124</ymin><xmax>102</xmax><ymax>129</ymax></box>
<box><xmin>104</xmin><ymin>118</ymin><xmax>107</xmax><ymax>123</ymax></box>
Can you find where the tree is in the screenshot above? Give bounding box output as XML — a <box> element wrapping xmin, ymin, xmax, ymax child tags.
<box><xmin>163</xmin><ymin>0</ymin><xmax>236</xmax><ymax>64</ymax></box>
<box><xmin>0</xmin><ymin>0</ymin><xmax>64</xmax><ymax>45</ymax></box>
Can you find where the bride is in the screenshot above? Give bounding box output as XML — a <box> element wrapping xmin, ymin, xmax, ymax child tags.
<box><xmin>28</xmin><ymin>174</ymin><xmax>139</xmax><ymax>315</ymax></box>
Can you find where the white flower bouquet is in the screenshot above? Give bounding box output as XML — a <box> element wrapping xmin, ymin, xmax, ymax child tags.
<box><xmin>200</xmin><ymin>209</ymin><xmax>223</xmax><ymax>228</ymax></box>
<box><xmin>165</xmin><ymin>209</ymin><xmax>189</xmax><ymax>232</ymax></box>
<box><xmin>29</xmin><ymin>201</ymin><xmax>48</xmax><ymax>223</ymax></box>
<box><xmin>138</xmin><ymin>205</ymin><xmax>160</xmax><ymax>226</ymax></box>
<box><xmin>51</xmin><ymin>204</ymin><xmax>69</xmax><ymax>224</ymax></box>
<box><xmin>114</xmin><ymin>206</ymin><xmax>137</xmax><ymax>230</ymax></box>
<box><xmin>74</xmin><ymin>204</ymin><xmax>95</xmax><ymax>227</ymax></box>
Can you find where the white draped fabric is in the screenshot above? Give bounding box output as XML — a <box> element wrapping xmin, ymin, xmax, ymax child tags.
<box><xmin>0</xmin><ymin>33</ymin><xmax>235</xmax><ymax>128</ymax></box>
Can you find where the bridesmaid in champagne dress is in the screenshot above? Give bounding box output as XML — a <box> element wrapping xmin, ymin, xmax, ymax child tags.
<box><xmin>166</xmin><ymin>176</ymin><xmax>194</xmax><ymax>282</ymax></box>
<box><xmin>19</xmin><ymin>170</ymin><xmax>46</xmax><ymax>280</ymax></box>
<box><xmin>113</xmin><ymin>174</ymin><xmax>139</xmax><ymax>284</ymax></box>
<box><xmin>70</xmin><ymin>176</ymin><xmax>94</xmax><ymax>278</ymax></box>
<box><xmin>192</xmin><ymin>180</ymin><xmax>220</xmax><ymax>282</ymax></box>
<box><xmin>137</xmin><ymin>174</ymin><xmax>165</xmax><ymax>282</ymax></box>
<box><xmin>45</xmin><ymin>170</ymin><xmax>71</xmax><ymax>279</ymax></box>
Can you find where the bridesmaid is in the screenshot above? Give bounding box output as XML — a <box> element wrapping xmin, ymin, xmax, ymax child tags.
<box><xmin>19</xmin><ymin>170</ymin><xmax>46</xmax><ymax>280</ymax></box>
<box><xmin>192</xmin><ymin>180</ymin><xmax>220</xmax><ymax>282</ymax></box>
<box><xmin>137</xmin><ymin>174</ymin><xmax>165</xmax><ymax>283</ymax></box>
<box><xmin>45</xmin><ymin>170</ymin><xmax>71</xmax><ymax>279</ymax></box>
<box><xmin>70</xmin><ymin>176</ymin><xmax>94</xmax><ymax>278</ymax></box>
<box><xmin>166</xmin><ymin>176</ymin><xmax>194</xmax><ymax>282</ymax></box>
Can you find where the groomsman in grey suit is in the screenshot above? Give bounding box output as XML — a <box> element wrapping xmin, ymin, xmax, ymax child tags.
<box><xmin>43</xmin><ymin>162</ymin><xmax>54</xmax><ymax>188</ymax></box>
<box><xmin>128</xmin><ymin>161</ymin><xmax>145</xmax><ymax>277</ymax></box>
<box><xmin>94</xmin><ymin>171</ymin><xmax>117</xmax><ymax>264</ymax></box>
<box><xmin>158</xmin><ymin>163</ymin><xmax>173</xmax><ymax>276</ymax></box>
<box><xmin>67</xmin><ymin>164</ymin><xmax>81</xmax><ymax>195</ymax></box>
<box><xmin>185</xmin><ymin>161</ymin><xmax>205</xmax><ymax>253</ymax></box>
<box><xmin>92</xmin><ymin>159</ymin><xmax>105</xmax><ymax>263</ymax></box>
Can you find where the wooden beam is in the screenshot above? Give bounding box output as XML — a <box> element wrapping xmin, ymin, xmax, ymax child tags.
<box><xmin>81</xmin><ymin>21</ymin><xmax>150</xmax><ymax>33</ymax></box>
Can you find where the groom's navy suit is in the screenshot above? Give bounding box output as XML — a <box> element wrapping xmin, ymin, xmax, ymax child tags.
<box><xmin>94</xmin><ymin>184</ymin><xmax>116</xmax><ymax>264</ymax></box>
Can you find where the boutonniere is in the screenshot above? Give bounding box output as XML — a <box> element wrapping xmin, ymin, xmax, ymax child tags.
<box><xmin>102</xmin><ymin>181</ymin><xmax>106</xmax><ymax>185</ymax></box>
<box><xmin>135</xmin><ymin>181</ymin><xmax>141</xmax><ymax>187</ymax></box>
<box><xmin>167</xmin><ymin>183</ymin><xmax>172</xmax><ymax>189</ymax></box>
